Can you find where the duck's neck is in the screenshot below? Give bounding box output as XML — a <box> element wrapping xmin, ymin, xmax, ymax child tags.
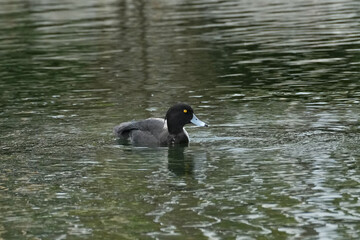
<box><xmin>166</xmin><ymin>120</ymin><xmax>184</xmax><ymax>135</ymax></box>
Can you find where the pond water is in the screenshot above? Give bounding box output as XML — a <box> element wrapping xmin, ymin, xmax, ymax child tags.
<box><xmin>1</xmin><ymin>0</ymin><xmax>360</xmax><ymax>239</ymax></box>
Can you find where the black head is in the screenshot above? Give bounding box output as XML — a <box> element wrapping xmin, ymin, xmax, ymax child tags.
<box><xmin>165</xmin><ymin>103</ymin><xmax>207</xmax><ymax>134</ymax></box>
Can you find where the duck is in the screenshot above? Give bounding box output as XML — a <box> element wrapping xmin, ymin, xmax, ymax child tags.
<box><xmin>113</xmin><ymin>103</ymin><xmax>208</xmax><ymax>146</ymax></box>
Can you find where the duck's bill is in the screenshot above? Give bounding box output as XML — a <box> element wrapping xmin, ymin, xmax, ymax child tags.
<box><xmin>191</xmin><ymin>114</ymin><xmax>208</xmax><ymax>127</ymax></box>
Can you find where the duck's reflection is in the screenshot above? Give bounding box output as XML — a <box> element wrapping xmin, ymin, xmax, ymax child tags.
<box><xmin>168</xmin><ymin>147</ymin><xmax>191</xmax><ymax>175</ymax></box>
<box><xmin>168</xmin><ymin>146</ymin><xmax>201</xmax><ymax>176</ymax></box>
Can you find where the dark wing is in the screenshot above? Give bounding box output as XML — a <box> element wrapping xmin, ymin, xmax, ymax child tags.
<box><xmin>113</xmin><ymin>121</ymin><xmax>138</xmax><ymax>140</ymax></box>
<box><xmin>113</xmin><ymin>118</ymin><xmax>166</xmax><ymax>140</ymax></box>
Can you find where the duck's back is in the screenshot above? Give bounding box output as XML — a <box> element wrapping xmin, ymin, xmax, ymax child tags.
<box><xmin>114</xmin><ymin>118</ymin><xmax>167</xmax><ymax>146</ymax></box>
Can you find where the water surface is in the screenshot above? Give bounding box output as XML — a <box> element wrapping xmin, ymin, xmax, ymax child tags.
<box><xmin>1</xmin><ymin>0</ymin><xmax>360</xmax><ymax>239</ymax></box>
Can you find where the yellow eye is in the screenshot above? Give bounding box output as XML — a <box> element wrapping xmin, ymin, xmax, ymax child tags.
<box><xmin>183</xmin><ymin>109</ymin><xmax>188</xmax><ymax>113</ymax></box>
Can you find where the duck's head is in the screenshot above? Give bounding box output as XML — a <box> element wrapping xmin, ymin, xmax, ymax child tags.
<box><xmin>165</xmin><ymin>103</ymin><xmax>208</xmax><ymax>134</ymax></box>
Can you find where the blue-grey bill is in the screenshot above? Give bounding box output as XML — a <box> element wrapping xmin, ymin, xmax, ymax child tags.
<box><xmin>190</xmin><ymin>114</ymin><xmax>208</xmax><ymax>127</ymax></box>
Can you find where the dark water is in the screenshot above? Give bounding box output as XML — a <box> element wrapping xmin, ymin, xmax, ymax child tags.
<box><xmin>1</xmin><ymin>0</ymin><xmax>360</xmax><ymax>239</ymax></box>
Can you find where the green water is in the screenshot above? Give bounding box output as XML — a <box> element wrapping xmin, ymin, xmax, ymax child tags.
<box><xmin>1</xmin><ymin>0</ymin><xmax>360</xmax><ymax>239</ymax></box>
